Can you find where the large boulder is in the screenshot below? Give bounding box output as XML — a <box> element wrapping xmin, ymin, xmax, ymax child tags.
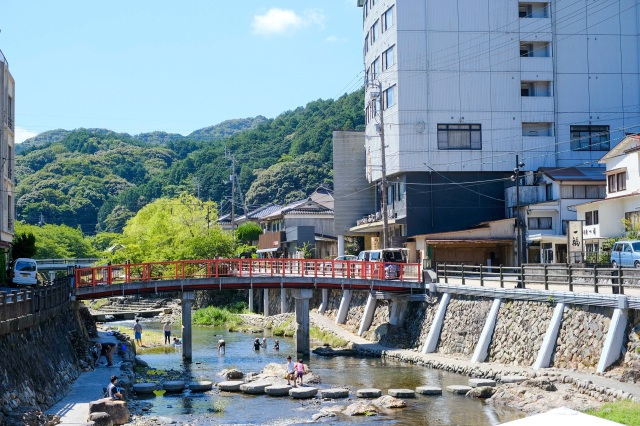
<box><xmin>374</xmin><ymin>395</ymin><xmax>407</xmax><ymax>409</ymax></box>
<box><xmin>88</xmin><ymin>399</ymin><xmax>130</xmax><ymax>425</ymax></box>
<box><xmin>344</xmin><ymin>402</ymin><xmax>378</xmax><ymax>416</ymax></box>
<box><xmin>466</xmin><ymin>386</ymin><xmax>496</xmax><ymax>399</ymax></box>
<box><xmin>221</xmin><ymin>369</ymin><xmax>244</xmax><ymax>380</ymax></box>
<box><xmin>134</xmin><ymin>357</ymin><xmax>149</xmax><ymax>368</ymax></box>
<box><xmin>88</xmin><ymin>412</ymin><xmax>113</xmax><ymax>426</ymax></box>
<box><xmin>257</xmin><ymin>363</ymin><xmax>320</xmax><ymax>384</ymax></box>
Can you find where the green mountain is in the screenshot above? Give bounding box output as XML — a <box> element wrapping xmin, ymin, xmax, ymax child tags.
<box><xmin>15</xmin><ymin>90</ymin><xmax>364</xmax><ymax>234</ymax></box>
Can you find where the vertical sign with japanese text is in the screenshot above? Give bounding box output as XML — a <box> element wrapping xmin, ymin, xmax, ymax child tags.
<box><xmin>568</xmin><ymin>220</ymin><xmax>584</xmax><ymax>263</ymax></box>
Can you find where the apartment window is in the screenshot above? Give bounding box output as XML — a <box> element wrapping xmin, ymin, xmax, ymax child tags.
<box><xmin>585</xmin><ymin>210</ymin><xmax>599</xmax><ymax>226</ymax></box>
<box><xmin>545</xmin><ymin>183</ymin><xmax>553</xmax><ymax>201</ymax></box>
<box><xmin>382</xmin><ymin>45</ymin><xmax>395</xmax><ymax>70</ymax></box>
<box><xmin>570</xmin><ymin>125</ymin><xmax>610</xmax><ymax>151</ymax></box>
<box><xmin>522</xmin><ymin>122</ymin><xmax>553</xmax><ymax>137</ymax></box>
<box><xmin>560</xmin><ymin>185</ymin><xmax>606</xmax><ymax>199</ymax></box>
<box><xmin>519</xmin><ymin>2</ymin><xmax>549</xmax><ymax>18</ymax></box>
<box><xmin>437</xmin><ymin>124</ymin><xmax>482</xmax><ymax>150</ymax></box>
<box><xmin>7</xmin><ymin>96</ymin><xmax>12</xmax><ymax>129</ymax></box>
<box><xmin>529</xmin><ymin>217</ymin><xmax>552</xmax><ymax>230</ymax></box>
<box><xmin>364</xmin><ymin>35</ymin><xmax>369</xmax><ymax>55</ymax></box>
<box><xmin>7</xmin><ymin>145</ymin><xmax>12</xmax><ymax>179</ymax></box>
<box><xmin>625</xmin><ymin>211</ymin><xmax>640</xmax><ymax>231</ymax></box>
<box><xmin>521</xmin><ymin>81</ymin><xmax>551</xmax><ymax>96</ymax></box>
<box><xmin>383</xmin><ymin>85</ymin><xmax>396</xmax><ymax>109</ymax></box>
<box><xmin>370</xmin><ymin>57</ymin><xmax>381</xmax><ymax>81</ymax></box>
<box><xmin>7</xmin><ymin>195</ymin><xmax>11</xmax><ymax>228</ymax></box>
<box><xmin>520</xmin><ymin>41</ymin><xmax>551</xmax><ymax>58</ymax></box>
<box><xmin>382</xmin><ymin>6</ymin><xmax>394</xmax><ymax>32</ymax></box>
<box><xmin>371</xmin><ymin>20</ymin><xmax>379</xmax><ymax>43</ymax></box>
<box><xmin>608</xmin><ymin>171</ymin><xmax>627</xmax><ymax>193</ymax></box>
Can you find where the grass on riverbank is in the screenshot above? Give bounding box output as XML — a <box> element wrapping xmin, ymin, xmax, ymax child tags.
<box><xmin>586</xmin><ymin>400</ymin><xmax>640</xmax><ymax>425</ymax></box>
<box><xmin>310</xmin><ymin>326</ymin><xmax>349</xmax><ymax>348</ymax></box>
<box><xmin>193</xmin><ymin>306</ymin><xmax>244</xmax><ymax>328</ymax></box>
<box><xmin>114</xmin><ymin>326</ymin><xmax>171</xmax><ymax>353</ymax></box>
<box><xmin>272</xmin><ymin>319</ymin><xmax>295</xmax><ymax>337</ymax></box>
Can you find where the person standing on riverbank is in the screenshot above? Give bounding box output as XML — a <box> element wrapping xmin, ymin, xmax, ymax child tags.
<box><xmin>133</xmin><ymin>319</ymin><xmax>143</xmax><ymax>347</ymax></box>
<box><xmin>286</xmin><ymin>356</ymin><xmax>295</xmax><ymax>386</ymax></box>
<box><xmin>163</xmin><ymin>321</ymin><xmax>172</xmax><ymax>345</ymax></box>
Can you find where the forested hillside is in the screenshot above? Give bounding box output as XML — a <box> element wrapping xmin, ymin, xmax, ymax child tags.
<box><xmin>15</xmin><ymin>89</ymin><xmax>364</xmax><ymax>234</ymax></box>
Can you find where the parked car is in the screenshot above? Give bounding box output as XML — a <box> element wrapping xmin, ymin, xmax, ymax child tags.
<box><xmin>610</xmin><ymin>241</ymin><xmax>640</xmax><ymax>268</ymax></box>
<box><xmin>357</xmin><ymin>249</ymin><xmax>407</xmax><ymax>278</ymax></box>
<box><xmin>334</xmin><ymin>255</ymin><xmax>357</xmax><ymax>261</ymax></box>
<box><xmin>11</xmin><ymin>258</ymin><xmax>39</xmax><ymax>286</ymax></box>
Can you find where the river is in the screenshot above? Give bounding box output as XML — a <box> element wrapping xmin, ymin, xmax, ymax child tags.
<box><xmin>117</xmin><ymin>320</ymin><xmax>525</xmax><ymax>425</ymax></box>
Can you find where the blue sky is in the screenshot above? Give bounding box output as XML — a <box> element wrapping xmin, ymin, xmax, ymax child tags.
<box><xmin>0</xmin><ymin>1</ymin><xmax>364</xmax><ymax>142</ymax></box>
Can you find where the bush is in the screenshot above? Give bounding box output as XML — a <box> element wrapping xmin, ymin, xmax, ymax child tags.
<box><xmin>193</xmin><ymin>306</ymin><xmax>243</xmax><ymax>327</ymax></box>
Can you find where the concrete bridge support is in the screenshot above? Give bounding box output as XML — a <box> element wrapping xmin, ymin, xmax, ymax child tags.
<box><xmin>533</xmin><ymin>302</ymin><xmax>565</xmax><ymax>369</ymax></box>
<box><xmin>263</xmin><ymin>289</ymin><xmax>269</xmax><ymax>317</ymax></box>
<box><xmin>389</xmin><ymin>299</ymin><xmax>408</xmax><ymax>326</ymax></box>
<box><xmin>318</xmin><ymin>289</ymin><xmax>329</xmax><ymax>314</ymax></box>
<box><xmin>358</xmin><ymin>293</ymin><xmax>376</xmax><ymax>336</ymax></box>
<box><xmin>293</xmin><ymin>289</ymin><xmax>313</xmax><ymax>359</ymax></box>
<box><xmin>471</xmin><ymin>298</ymin><xmax>502</xmax><ymax>363</ymax></box>
<box><xmin>422</xmin><ymin>293</ymin><xmax>451</xmax><ymax>354</ymax></box>
<box><xmin>281</xmin><ymin>286</ymin><xmax>287</xmax><ymax>314</ymax></box>
<box><xmin>180</xmin><ymin>291</ymin><xmax>195</xmax><ymax>361</ymax></box>
<box><xmin>597</xmin><ymin>297</ymin><xmax>629</xmax><ymax>373</ymax></box>
<box><xmin>335</xmin><ymin>290</ymin><xmax>352</xmax><ymax>324</ymax></box>
<box><xmin>248</xmin><ymin>287</ymin><xmax>254</xmax><ymax>313</ymax></box>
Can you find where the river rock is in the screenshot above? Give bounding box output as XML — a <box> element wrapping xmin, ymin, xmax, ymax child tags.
<box><xmin>265</xmin><ymin>384</ymin><xmax>292</xmax><ymax>396</ymax></box>
<box><xmin>89</xmin><ymin>412</ymin><xmax>113</xmax><ymax>426</ymax></box>
<box><xmin>416</xmin><ymin>386</ymin><xmax>442</xmax><ymax>395</ymax></box>
<box><xmin>132</xmin><ymin>383</ymin><xmax>156</xmax><ymax>394</ymax></box>
<box><xmin>163</xmin><ymin>381</ymin><xmax>185</xmax><ymax>392</ymax></box>
<box><xmin>446</xmin><ymin>385</ymin><xmax>473</xmax><ymax>395</ymax></box>
<box><xmin>188</xmin><ymin>381</ymin><xmax>213</xmax><ymax>392</ymax></box>
<box><xmin>134</xmin><ymin>357</ymin><xmax>149</xmax><ymax>368</ymax></box>
<box><xmin>88</xmin><ymin>398</ymin><xmax>130</xmax><ymax>425</ymax></box>
<box><xmin>221</xmin><ymin>369</ymin><xmax>244</xmax><ymax>380</ymax></box>
<box><xmin>257</xmin><ymin>363</ymin><xmax>321</xmax><ymax>384</ymax></box>
<box><xmin>240</xmin><ymin>381</ymin><xmax>271</xmax><ymax>395</ymax></box>
<box><xmin>320</xmin><ymin>388</ymin><xmax>350</xmax><ymax>399</ymax></box>
<box><xmin>312</xmin><ymin>346</ymin><xmax>355</xmax><ymax>357</ymax></box>
<box><xmin>217</xmin><ymin>381</ymin><xmax>244</xmax><ymax>392</ymax></box>
<box><xmin>501</xmin><ymin>375</ymin><xmax>527</xmax><ymax>384</ymax></box>
<box><xmin>374</xmin><ymin>395</ymin><xmax>407</xmax><ymax>408</ymax></box>
<box><xmin>468</xmin><ymin>379</ymin><xmax>496</xmax><ymax>388</ymax></box>
<box><xmin>466</xmin><ymin>386</ymin><xmax>496</xmax><ymax>399</ymax></box>
<box><xmin>344</xmin><ymin>402</ymin><xmax>378</xmax><ymax>416</ymax></box>
<box><xmin>289</xmin><ymin>387</ymin><xmax>318</xmax><ymax>399</ymax></box>
<box><xmin>388</xmin><ymin>389</ymin><xmax>415</xmax><ymax>398</ymax></box>
<box><xmin>357</xmin><ymin>388</ymin><xmax>382</xmax><ymax>398</ymax></box>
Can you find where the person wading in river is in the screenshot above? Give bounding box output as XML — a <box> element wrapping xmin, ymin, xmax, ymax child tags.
<box><xmin>133</xmin><ymin>319</ymin><xmax>143</xmax><ymax>347</ymax></box>
<box><xmin>253</xmin><ymin>338</ymin><xmax>261</xmax><ymax>351</ymax></box>
<box><xmin>286</xmin><ymin>356</ymin><xmax>295</xmax><ymax>386</ymax></box>
<box><xmin>295</xmin><ymin>359</ymin><xmax>305</xmax><ymax>386</ymax></box>
<box><xmin>218</xmin><ymin>338</ymin><xmax>226</xmax><ymax>354</ymax></box>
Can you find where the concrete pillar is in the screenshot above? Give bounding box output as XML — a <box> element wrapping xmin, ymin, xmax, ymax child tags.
<box><xmin>389</xmin><ymin>300</ymin><xmax>408</xmax><ymax>326</ymax></box>
<box><xmin>335</xmin><ymin>290</ymin><xmax>352</xmax><ymax>324</ymax></box>
<box><xmin>180</xmin><ymin>291</ymin><xmax>195</xmax><ymax>361</ymax></box>
<box><xmin>292</xmin><ymin>289</ymin><xmax>313</xmax><ymax>359</ymax></box>
<box><xmin>263</xmin><ymin>288</ymin><xmax>269</xmax><ymax>317</ymax></box>
<box><xmin>597</xmin><ymin>297</ymin><xmax>629</xmax><ymax>373</ymax></box>
<box><xmin>49</xmin><ymin>271</ymin><xmax>56</xmax><ymax>282</ymax></box>
<box><xmin>358</xmin><ymin>293</ymin><xmax>377</xmax><ymax>336</ymax></box>
<box><xmin>471</xmin><ymin>298</ymin><xmax>502</xmax><ymax>363</ymax></box>
<box><xmin>422</xmin><ymin>293</ymin><xmax>451</xmax><ymax>354</ymax></box>
<box><xmin>533</xmin><ymin>302</ymin><xmax>565</xmax><ymax>369</ymax></box>
<box><xmin>281</xmin><ymin>287</ymin><xmax>287</xmax><ymax>314</ymax></box>
<box><xmin>319</xmin><ymin>289</ymin><xmax>329</xmax><ymax>314</ymax></box>
<box><xmin>338</xmin><ymin>235</ymin><xmax>345</xmax><ymax>256</ymax></box>
<box><xmin>248</xmin><ymin>287</ymin><xmax>254</xmax><ymax>313</ymax></box>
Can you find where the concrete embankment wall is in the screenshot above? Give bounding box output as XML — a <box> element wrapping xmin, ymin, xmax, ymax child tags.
<box><xmin>0</xmin><ymin>302</ymin><xmax>95</xmax><ymax>422</ymax></box>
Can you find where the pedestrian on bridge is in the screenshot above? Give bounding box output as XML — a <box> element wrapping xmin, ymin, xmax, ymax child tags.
<box><xmin>133</xmin><ymin>319</ymin><xmax>143</xmax><ymax>347</ymax></box>
<box><xmin>163</xmin><ymin>321</ymin><xmax>172</xmax><ymax>345</ymax></box>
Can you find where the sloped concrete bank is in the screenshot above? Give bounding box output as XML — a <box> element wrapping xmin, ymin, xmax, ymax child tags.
<box><xmin>0</xmin><ymin>302</ymin><xmax>97</xmax><ymax>425</ymax></box>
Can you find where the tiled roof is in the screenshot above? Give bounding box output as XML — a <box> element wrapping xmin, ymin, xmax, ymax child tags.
<box><xmin>538</xmin><ymin>166</ymin><xmax>605</xmax><ymax>182</ymax></box>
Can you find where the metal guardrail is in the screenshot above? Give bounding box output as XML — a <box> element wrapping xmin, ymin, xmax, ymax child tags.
<box><xmin>0</xmin><ymin>279</ymin><xmax>70</xmax><ymax>323</ymax></box>
<box><xmin>37</xmin><ymin>258</ymin><xmax>104</xmax><ymax>265</ymax></box>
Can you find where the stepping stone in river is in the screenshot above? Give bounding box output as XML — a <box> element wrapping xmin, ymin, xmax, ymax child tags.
<box><xmin>416</xmin><ymin>386</ymin><xmax>442</xmax><ymax>396</ymax></box>
<box><xmin>320</xmin><ymin>388</ymin><xmax>350</xmax><ymax>399</ymax></box>
<box><xmin>189</xmin><ymin>381</ymin><xmax>213</xmax><ymax>392</ymax></box>
<box><xmin>500</xmin><ymin>375</ymin><xmax>527</xmax><ymax>384</ymax></box>
<box><xmin>289</xmin><ymin>387</ymin><xmax>319</xmax><ymax>399</ymax></box>
<box><xmin>446</xmin><ymin>385</ymin><xmax>473</xmax><ymax>395</ymax></box>
<box><xmin>240</xmin><ymin>381</ymin><xmax>271</xmax><ymax>395</ymax></box>
<box><xmin>356</xmin><ymin>388</ymin><xmax>382</xmax><ymax>398</ymax></box>
<box><xmin>217</xmin><ymin>381</ymin><xmax>244</xmax><ymax>392</ymax></box>
<box><xmin>265</xmin><ymin>384</ymin><xmax>292</xmax><ymax>397</ymax></box>
<box><xmin>163</xmin><ymin>381</ymin><xmax>185</xmax><ymax>392</ymax></box>
<box><xmin>133</xmin><ymin>383</ymin><xmax>157</xmax><ymax>394</ymax></box>
<box><xmin>468</xmin><ymin>379</ymin><xmax>497</xmax><ymax>388</ymax></box>
<box><xmin>388</xmin><ymin>389</ymin><xmax>416</xmax><ymax>398</ymax></box>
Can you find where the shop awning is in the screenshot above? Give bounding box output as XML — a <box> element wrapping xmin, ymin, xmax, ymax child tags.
<box><xmin>256</xmin><ymin>248</ymin><xmax>279</xmax><ymax>254</ymax></box>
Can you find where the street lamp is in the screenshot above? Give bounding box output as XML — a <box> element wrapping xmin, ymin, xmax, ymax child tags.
<box><xmin>511</xmin><ymin>155</ymin><xmax>525</xmax><ymax>267</ymax></box>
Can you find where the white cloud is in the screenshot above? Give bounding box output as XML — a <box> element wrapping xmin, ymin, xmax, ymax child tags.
<box><xmin>325</xmin><ymin>35</ymin><xmax>348</xmax><ymax>43</ymax></box>
<box><xmin>15</xmin><ymin>127</ymin><xmax>38</xmax><ymax>144</ymax></box>
<box><xmin>252</xmin><ymin>8</ymin><xmax>325</xmax><ymax>36</ymax></box>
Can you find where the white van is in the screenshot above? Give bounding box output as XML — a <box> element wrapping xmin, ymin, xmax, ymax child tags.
<box><xmin>12</xmin><ymin>258</ymin><xmax>38</xmax><ymax>286</ymax></box>
<box><xmin>357</xmin><ymin>249</ymin><xmax>407</xmax><ymax>278</ymax></box>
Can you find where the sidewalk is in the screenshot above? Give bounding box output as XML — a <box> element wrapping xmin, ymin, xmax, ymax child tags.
<box><xmin>309</xmin><ymin>312</ymin><xmax>640</xmax><ymax>400</ymax></box>
<box><xmin>46</xmin><ymin>332</ymin><xmax>122</xmax><ymax>425</ymax></box>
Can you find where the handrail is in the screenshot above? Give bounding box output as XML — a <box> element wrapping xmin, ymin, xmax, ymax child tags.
<box><xmin>36</xmin><ymin>258</ymin><xmax>105</xmax><ymax>265</ymax></box>
<box><xmin>0</xmin><ymin>279</ymin><xmax>70</xmax><ymax>323</ymax></box>
<box><xmin>74</xmin><ymin>258</ymin><xmax>422</xmax><ymax>289</ymax></box>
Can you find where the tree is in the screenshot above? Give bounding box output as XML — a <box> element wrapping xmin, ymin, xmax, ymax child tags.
<box><xmin>236</xmin><ymin>222</ymin><xmax>263</xmax><ymax>243</ymax></box>
<box><xmin>110</xmin><ymin>193</ymin><xmax>235</xmax><ymax>264</ymax></box>
<box><xmin>14</xmin><ymin>222</ymin><xmax>97</xmax><ymax>259</ymax></box>
<box><xmin>12</xmin><ymin>231</ymin><xmax>37</xmax><ymax>259</ymax></box>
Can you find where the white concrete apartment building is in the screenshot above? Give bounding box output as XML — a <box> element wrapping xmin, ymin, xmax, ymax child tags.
<box><xmin>355</xmin><ymin>0</ymin><xmax>640</xmax><ymax>244</ymax></box>
<box><xmin>0</xmin><ymin>49</ymin><xmax>15</xmax><ymax>250</ymax></box>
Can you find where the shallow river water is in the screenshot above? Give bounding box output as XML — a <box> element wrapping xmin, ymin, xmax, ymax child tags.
<box><xmin>118</xmin><ymin>321</ymin><xmax>525</xmax><ymax>425</ymax></box>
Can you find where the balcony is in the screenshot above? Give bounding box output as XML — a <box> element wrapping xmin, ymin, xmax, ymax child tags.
<box><xmin>258</xmin><ymin>231</ymin><xmax>285</xmax><ymax>251</ymax></box>
<box><xmin>520</xmin><ymin>57</ymin><xmax>553</xmax><ymax>73</ymax></box>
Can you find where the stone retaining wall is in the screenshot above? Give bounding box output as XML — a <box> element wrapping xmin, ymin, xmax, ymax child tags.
<box><xmin>311</xmin><ymin>289</ymin><xmax>343</xmax><ymax>319</ymax></box>
<box><xmin>361</xmin><ymin>300</ymin><xmax>390</xmax><ymax>341</ymax></box>
<box><xmin>343</xmin><ymin>291</ymin><xmax>369</xmax><ymax>333</ymax></box>
<box><xmin>380</xmin><ymin>299</ymin><xmax>439</xmax><ymax>350</ymax></box>
<box><xmin>267</xmin><ymin>289</ymin><xmax>295</xmax><ymax>315</ymax></box>
<box><xmin>487</xmin><ymin>300</ymin><xmax>552</xmax><ymax>366</ymax></box>
<box><xmin>437</xmin><ymin>296</ymin><xmax>492</xmax><ymax>356</ymax></box>
<box><xmin>551</xmin><ymin>305</ymin><xmax>612</xmax><ymax>370</ymax></box>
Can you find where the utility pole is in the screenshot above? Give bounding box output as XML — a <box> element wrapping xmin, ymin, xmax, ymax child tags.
<box><xmin>230</xmin><ymin>155</ymin><xmax>236</xmax><ymax>230</ymax></box>
<box><xmin>371</xmin><ymin>81</ymin><xmax>390</xmax><ymax>249</ymax></box>
<box><xmin>512</xmin><ymin>155</ymin><xmax>525</xmax><ymax>267</ymax></box>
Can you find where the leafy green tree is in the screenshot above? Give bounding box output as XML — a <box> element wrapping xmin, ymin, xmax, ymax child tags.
<box><xmin>14</xmin><ymin>222</ymin><xmax>97</xmax><ymax>259</ymax></box>
<box><xmin>12</xmin><ymin>231</ymin><xmax>37</xmax><ymax>259</ymax></box>
<box><xmin>236</xmin><ymin>222</ymin><xmax>263</xmax><ymax>243</ymax></box>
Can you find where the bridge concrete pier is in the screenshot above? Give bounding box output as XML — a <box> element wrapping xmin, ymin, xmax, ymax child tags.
<box><xmin>318</xmin><ymin>289</ymin><xmax>329</xmax><ymax>314</ymax></box>
<box><xmin>389</xmin><ymin>299</ymin><xmax>408</xmax><ymax>326</ymax></box>
<box><xmin>422</xmin><ymin>293</ymin><xmax>451</xmax><ymax>354</ymax></box>
<box><xmin>597</xmin><ymin>297</ymin><xmax>628</xmax><ymax>373</ymax></box>
<box><xmin>263</xmin><ymin>289</ymin><xmax>269</xmax><ymax>317</ymax></box>
<box><xmin>533</xmin><ymin>302</ymin><xmax>565</xmax><ymax>369</ymax></box>
<box><xmin>292</xmin><ymin>289</ymin><xmax>313</xmax><ymax>359</ymax></box>
<box><xmin>471</xmin><ymin>298</ymin><xmax>502</xmax><ymax>363</ymax></box>
<box><xmin>180</xmin><ymin>291</ymin><xmax>195</xmax><ymax>361</ymax></box>
<box><xmin>358</xmin><ymin>293</ymin><xmax>376</xmax><ymax>336</ymax></box>
<box><xmin>281</xmin><ymin>287</ymin><xmax>287</xmax><ymax>314</ymax></box>
<box><xmin>248</xmin><ymin>287</ymin><xmax>254</xmax><ymax>313</ymax></box>
<box><xmin>335</xmin><ymin>290</ymin><xmax>352</xmax><ymax>324</ymax></box>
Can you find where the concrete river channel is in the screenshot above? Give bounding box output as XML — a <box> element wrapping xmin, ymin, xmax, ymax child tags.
<box><xmin>116</xmin><ymin>320</ymin><xmax>525</xmax><ymax>425</ymax></box>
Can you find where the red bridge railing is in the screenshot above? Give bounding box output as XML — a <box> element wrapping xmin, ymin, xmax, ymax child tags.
<box><xmin>75</xmin><ymin>258</ymin><xmax>421</xmax><ymax>289</ymax></box>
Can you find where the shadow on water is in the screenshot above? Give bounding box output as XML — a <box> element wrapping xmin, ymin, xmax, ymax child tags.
<box><xmin>117</xmin><ymin>320</ymin><xmax>525</xmax><ymax>425</ymax></box>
